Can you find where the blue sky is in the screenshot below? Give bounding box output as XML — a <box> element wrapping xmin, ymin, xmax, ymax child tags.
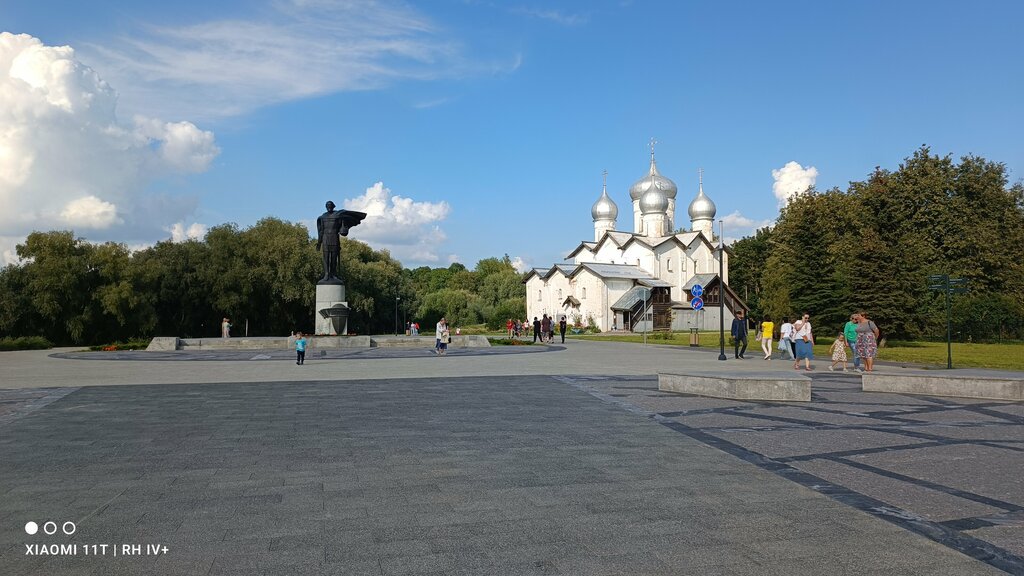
<box><xmin>2</xmin><ymin>0</ymin><xmax>1022</xmax><ymax>269</ymax></box>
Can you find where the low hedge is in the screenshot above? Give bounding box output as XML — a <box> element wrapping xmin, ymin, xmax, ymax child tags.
<box><xmin>0</xmin><ymin>336</ymin><xmax>54</xmax><ymax>351</ymax></box>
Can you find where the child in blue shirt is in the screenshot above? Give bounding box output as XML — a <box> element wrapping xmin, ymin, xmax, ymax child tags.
<box><xmin>295</xmin><ymin>332</ymin><xmax>307</xmax><ymax>365</ymax></box>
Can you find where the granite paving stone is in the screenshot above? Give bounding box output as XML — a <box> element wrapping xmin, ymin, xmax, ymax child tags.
<box><xmin>2</xmin><ymin>352</ymin><xmax>1023</xmax><ymax>575</ymax></box>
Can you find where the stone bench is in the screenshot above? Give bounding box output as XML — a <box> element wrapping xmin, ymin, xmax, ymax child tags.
<box><xmin>862</xmin><ymin>370</ymin><xmax>1024</xmax><ymax>401</ymax></box>
<box><xmin>659</xmin><ymin>371</ymin><xmax>811</xmax><ymax>402</ymax></box>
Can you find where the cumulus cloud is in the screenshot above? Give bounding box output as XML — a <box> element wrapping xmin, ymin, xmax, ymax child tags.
<box><xmin>82</xmin><ymin>0</ymin><xmax>513</xmax><ymax>121</ymax></box>
<box><xmin>509</xmin><ymin>256</ymin><xmax>528</xmax><ymax>273</ymax></box>
<box><xmin>771</xmin><ymin>161</ymin><xmax>818</xmax><ymax>205</ymax></box>
<box><xmin>721</xmin><ymin>211</ymin><xmax>774</xmax><ymax>244</ymax></box>
<box><xmin>60</xmin><ymin>196</ymin><xmax>122</xmax><ymax>229</ymax></box>
<box><xmin>166</xmin><ymin>222</ymin><xmax>209</xmax><ymax>242</ymax></box>
<box><xmin>0</xmin><ymin>32</ymin><xmax>218</xmax><ymax>264</ymax></box>
<box><xmin>341</xmin><ymin>182</ymin><xmax>451</xmax><ymax>264</ymax></box>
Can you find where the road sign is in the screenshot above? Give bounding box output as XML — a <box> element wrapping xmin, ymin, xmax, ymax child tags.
<box><xmin>692</xmin><ymin>297</ymin><xmax>704</xmax><ymax>311</ymax></box>
<box><xmin>691</xmin><ymin>284</ymin><xmax>703</xmax><ymax>298</ymax></box>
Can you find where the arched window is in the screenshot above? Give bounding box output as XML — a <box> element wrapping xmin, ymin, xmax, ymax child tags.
<box><xmin>582</xmin><ymin>287</ymin><xmax>587</xmax><ymax>299</ymax></box>
<box><xmin>557</xmin><ymin>289</ymin><xmax>562</xmax><ymax>300</ymax></box>
<box><xmin>666</xmin><ymin>258</ymin><xmax>672</xmax><ymax>272</ymax></box>
<box><xmin>537</xmin><ymin>290</ymin><xmax>542</xmax><ymax>301</ymax></box>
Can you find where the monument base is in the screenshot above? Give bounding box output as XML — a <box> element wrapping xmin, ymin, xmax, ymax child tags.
<box><xmin>315</xmin><ymin>283</ymin><xmax>348</xmax><ymax>335</ymax></box>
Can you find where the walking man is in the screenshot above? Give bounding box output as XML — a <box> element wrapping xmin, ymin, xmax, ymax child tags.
<box><xmin>558</xmin><ymin>315</ymin><xmax>567</xmax><ymax>343</ymax></box>
<box><xmin>731</xmin><ymin>310</ymin><xmax>748</xmax><ymax>359</ymax></box>
<box><xmin>532</xmin><ymin>317</ymin><xmax>541</xmax><ymax>343</ymax></box>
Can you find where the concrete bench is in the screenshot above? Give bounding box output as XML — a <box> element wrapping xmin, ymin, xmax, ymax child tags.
<box><xmin>659</xmin><ymin>371</ymin><xmax>811</xmax><ymax>402</ymax></box>
<box><xmin>863</xmin><ymin>370</ymin><xmax>1024</xmax><ymax>401</ymax></box>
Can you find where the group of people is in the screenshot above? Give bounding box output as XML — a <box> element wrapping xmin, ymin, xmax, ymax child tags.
<box><xmin>404</xmin><ymin>321</ymin><xmax>420</xmax><ymax>336</ymax></box>
<box><xmin>731</xmin><ymin>310</ymin><xmax>880</xmax><ymax>372</ymax></box>
<box><xmin>525</xmin><ymin>314</ymin><xmax>568</xmax><ymax>344</ymax></box>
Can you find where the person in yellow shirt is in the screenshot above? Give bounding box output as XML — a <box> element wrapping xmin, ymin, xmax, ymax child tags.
<box><xmin>759</xmin><ymin>317</ymin><xmax>775</xmax><ymax>360</ymax></box>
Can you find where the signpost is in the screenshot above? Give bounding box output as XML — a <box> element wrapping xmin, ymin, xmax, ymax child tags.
<box><xmin>928</xmin><ymin>274</ymin><xmax>969</xmax><ymax>369</ymax></box>
<box><xmin>689</xmin><ymin>285</ymin><xmax>705</xmax><ymax>347</ymax></box>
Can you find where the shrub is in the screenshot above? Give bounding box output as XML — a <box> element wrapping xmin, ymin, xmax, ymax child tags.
<box><xmin>87</xmin><ymin>338</ymin><xmax>151</xmax><ymax>351</ymax></box>
<box><xmin>0</xmin><ymin>336</ymin><xmax>54</xmax><ymax>351</ymax></box>
<box><xmin>487</xmin><ymin>337</ymin><xmax>533</xmax><ymax>346</ymax></box>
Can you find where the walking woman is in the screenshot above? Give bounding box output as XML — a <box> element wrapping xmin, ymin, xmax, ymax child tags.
<box><xmin>854</xmin><ymin>311</ymin><xmax>880</xmax><ymax>372</ymax></box>
<box><xmin>778</xmin><ymin>317</ymin><xmax>794</xmax><ymax>360</ymax></box>
<box><xmin>759</xmin><ymin>316</ymin><xmax>775</xmax><ymax>360</ymax></box>
<box><xmin>792</xmin><ymin>313</ymin><xmax>814</xmax><ymax>371</ymax></box>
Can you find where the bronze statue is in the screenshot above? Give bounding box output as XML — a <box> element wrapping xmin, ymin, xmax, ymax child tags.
<box><xmin>315</xmin><ymin>201</ymin><xmax>366</xmax><ymax>284</ymax></box>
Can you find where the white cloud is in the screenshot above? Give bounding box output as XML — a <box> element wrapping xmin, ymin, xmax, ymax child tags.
<box><xmin>447</xmin><ymin>254</ymin><xmax>461</xmax><ymax>265</ymax></box>
<box><xmin>509</xmin><ymin>256</ymin><xmax>528</xmax><ymax>273</ymax></box>
<box><xmin>82</xmin><ymin>0</ymin><xmax>513</xmax><ymax>121</ymax></box>
<box><xmin>0</xmin><ymin>236</ymin><xmax>22</xmax><ymax>267</ymax></box>
<box><xmin>721</xmin><ymin>210</ymin><xmax>774</xmax><ymax>244</ymax></box>
<box><xmin>166</xmin><ymin>222</ymin><xmax>209</xmax><ymax>242</ymax></box>
<box><xmin>341</xmin><ymin>182</ymin><xmax>451</xmax><ymax>265</ymax></box>
<box><xmin>60</xmin><ymin>196</ymin><xmax>122</xmax><ymax>229</ymax></box>
<box><xmin>0</xmin><ymin>33</ymin><xmax>218</xmax><ymax>253</ymax></box>
<box><xmin>772</xmin><ymin>161</ymin><xmax>818</xmax><ymax>205</ymax></box>
<box><xmin>511</xmin><ymin>7</ymin><xmax>589</xmax><ymax>26</ymax></box>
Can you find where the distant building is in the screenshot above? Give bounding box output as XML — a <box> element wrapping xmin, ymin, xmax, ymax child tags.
<box><xmin>524</xmin><ymin>147</ymin><xmax>748</xmax><ymax>332</ymax></box>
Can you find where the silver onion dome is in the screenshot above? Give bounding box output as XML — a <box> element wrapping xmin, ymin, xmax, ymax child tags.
<box><xmin>639</xmin><ymin>187</ymin><xmax>669</xmax><ymax>215</ymax></box>
<box><xmin>688</xmin><ymin>182</ymin><xmax>716</xmax><ymax>220</ymax></box>
<box><xmin>630</xmin><ymin>156</ymin><xmax>678</xmax><ymax>201</ymax></box>
<box><xmin>591</xmin><ymin>184</ymin><xmax>618</xmax><ymax>221</ymax></box>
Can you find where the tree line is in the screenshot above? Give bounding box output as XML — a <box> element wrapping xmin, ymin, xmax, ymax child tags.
<box><xmin>729</xmin><ymin>146</ymin><xmax>1024</xmax><ymax>341</ymax></box>
<box><xmin>0</xmin><ymin>219</ymin><xmax>526</xmax><ymax>345</ymax></box>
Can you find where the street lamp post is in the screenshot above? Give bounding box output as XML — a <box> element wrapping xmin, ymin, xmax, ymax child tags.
<box><xmin>718</xmin><ymin>220</ymin><xmax>727</xmax><ymax>361</ymax></box>
<box><xmin>395</xmin><ymin>296</ymin><xmax>400</xmax><ymax>336</ymax></box>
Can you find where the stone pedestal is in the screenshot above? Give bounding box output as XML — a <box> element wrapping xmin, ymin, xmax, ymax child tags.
<box><xmin>315</xmin><ymin>283</ymin><xmax>348</xmax><ymax>335</ymax></box>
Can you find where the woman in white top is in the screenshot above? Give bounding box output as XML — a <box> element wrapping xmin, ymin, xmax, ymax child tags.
<box><xmin>778</xmin><ymin>317</ymin><xmax>794</xmax><ymax>360</ymax></box>
<box><xmin>792</xmin><ymin>313</ymin><xmax>814</xmax><ymax>371</ymax></box>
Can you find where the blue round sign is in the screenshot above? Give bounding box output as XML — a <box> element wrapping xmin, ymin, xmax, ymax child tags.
<box><xmin>692</xmin><ymin>297</ymin><xmax>704</xmax><ymax>311</ymax></box>
<box><xmin>691</xmin><ymin>284</ymin><xmax>704</xmax><ymax>298</ymax></box>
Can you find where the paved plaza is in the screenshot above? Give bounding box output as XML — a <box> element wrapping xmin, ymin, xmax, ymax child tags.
<box><xmin>0</xmin><ymin>340</ymin><xmax>1022</xmax><ymax>575</ymax></box>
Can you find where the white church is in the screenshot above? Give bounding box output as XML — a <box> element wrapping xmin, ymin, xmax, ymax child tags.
<box><xmin>524</xmin><ymin>147</ymin><xmax>748</xmax><ymax>333</ymax></box>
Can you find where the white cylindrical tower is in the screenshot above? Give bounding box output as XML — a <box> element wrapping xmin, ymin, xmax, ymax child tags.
<box><xmin>688</xmin><ymin>169</ymin><xmax>717</xmax><ymax>240</ymax></box>
<box><xmin>591</xmin><ymin>171</ymin><xmax>618</xmax><ymax>242</ymax></box>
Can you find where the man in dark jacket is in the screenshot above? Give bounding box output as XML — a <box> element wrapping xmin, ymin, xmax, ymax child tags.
<box><xmin>532</xmin><ymin>317</ymin><xmax>541</xmax><ymax>343</ymax></box>
<box><xmin>558</xmin><ymin>316</ymin><xmax>567</xmax><ymax>343</ymax></box>
<box><xmin>730</xmin><ymin>310</ymin><xmax>748</xmax><ymax>359</ymax></box>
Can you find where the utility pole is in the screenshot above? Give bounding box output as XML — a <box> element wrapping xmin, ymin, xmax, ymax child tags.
<box><xmin>395</xmin><ymin>296</ymin><xmax>401</xmax><ymax>336</ymax></box>
<box><xmin>718</xmin><ymin>220</ymin><xmax>727</xmax><ymax>361</ymax></box>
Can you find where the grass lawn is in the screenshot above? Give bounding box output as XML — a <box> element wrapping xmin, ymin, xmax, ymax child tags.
<box><xmin>571</xmin><ymin>332</ymin><xmax>1024</xmax><ymax>371</ymax></box>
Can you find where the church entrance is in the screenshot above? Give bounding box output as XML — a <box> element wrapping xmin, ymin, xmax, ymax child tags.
<box><xmin>615</xmin><ymin>286</ymin><xmax>671</xmax><ymax>332</ymax></box>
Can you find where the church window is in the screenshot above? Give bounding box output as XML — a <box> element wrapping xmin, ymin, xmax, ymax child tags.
<box><xmin>558</xmin><ymin>289</ymin><xmax>562</xmax><ymax>300</ymax></box>
<box><xmin>537</xmin><ymin>290</ymin><xmax>542</xmax><ymax>301</ymax></box>
<box><xmin>666</xmin><ymin>258</ymin><xmax>672</xmax><ymax>272</ymax></box>
<box><xmin>582</xmin><ymin>287</ymin><xmax>587</xmax><ymax>299</ymax></box>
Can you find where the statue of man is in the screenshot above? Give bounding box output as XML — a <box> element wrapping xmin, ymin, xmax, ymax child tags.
<box><xmin>316</xmin><ymin>201</ymin><xmax>366</xmax><ymax>283</ymax></box>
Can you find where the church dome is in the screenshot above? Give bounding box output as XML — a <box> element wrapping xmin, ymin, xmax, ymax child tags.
<box><xmin>639</xmin><ymin>187</ymin><xmax>669</xmax><ymax>215</ymax></box>
<box><xmin>591</xmin><ymin>185</ymin><xmax>618</xmax><ymax>221</ymax></box>
<box><xmin>630</xmin><ymin>156</ymin><xmax>678</xmax><ymax>201</ymax></box>
<box><xmin>688</xmin><ymin>183</ymin><xmax>716</xmax><ymax>220</ymax></box>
